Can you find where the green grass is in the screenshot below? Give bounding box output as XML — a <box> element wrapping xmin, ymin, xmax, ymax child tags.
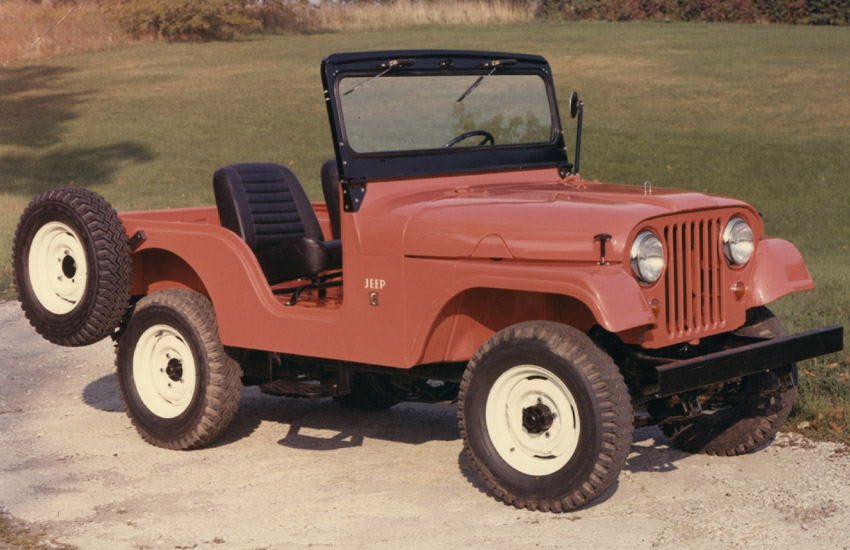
<box><xmin>1</xmin><ymin>22</ymin><xmax>848</xmax><ymax>441</ymax></box>
<box><xmin>0</xmin><ymin>508</ymin><xmax>77</xmax><ymax>550</ymax></box>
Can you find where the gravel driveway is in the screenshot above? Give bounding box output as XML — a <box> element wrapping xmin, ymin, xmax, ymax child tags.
<box><xmin>1</xmin><ymin>300</ymin><xmax>848</xmax><ymax>550</ymax></box>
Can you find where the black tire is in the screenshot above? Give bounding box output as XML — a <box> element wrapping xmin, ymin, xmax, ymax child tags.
<box><xmin>12</xmin><ymin>187</ymin><xmax>132</xmax><ymax>347</ymax></box>
<box><xmin>659</xmin><ymin>307</ymin><xmax>798</xmax><ymax>456</ymax></box>
<box><xmin>334</xmin><ymin>373</ymin><xmax>401</xmax><ymax>411</ymax></box>
<box><xmin>459</xmin><ymin>321</ymin><xmax>633</xmax><ymax>512</ymax></box>
<box><xmin>116</xmin><ymin>289</ymin><xmax>242</xmax><ymax>450</ymax></box>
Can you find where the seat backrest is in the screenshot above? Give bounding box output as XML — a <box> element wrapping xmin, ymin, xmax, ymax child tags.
<box><xmin>320</xmin><ymin>159</ymin><xmax>341</xmax><ymax>240</ymax></box>
<box><xmin>213</xmin><ymin>163</ymin><xmax>323</xmax><ymax>251</ymax></box>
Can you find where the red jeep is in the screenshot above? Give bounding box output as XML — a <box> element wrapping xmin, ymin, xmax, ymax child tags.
<box><xmin>13</xmin><ymin>50</ymin><xmax>843</xmax><ymax>512</ymax></box>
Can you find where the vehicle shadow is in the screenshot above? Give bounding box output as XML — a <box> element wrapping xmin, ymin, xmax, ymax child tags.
<box><xmin>82</xmin><ymin>377</ymin><xmax>460</xmax><ymax>448</ymax></box>
<box><xmin>82</xmin><ymin>378</ymin><xmax>690</xmax><ymax>482</ymax></box>
<box><xmin>221</xmin><ymin>388</ymin><xmax>461</xmax><ymax>449</ymax></box>
<box><xmin>623</xmin><ymin>426</ymin><xmax>691</xmax><ymax>473</ymax></box>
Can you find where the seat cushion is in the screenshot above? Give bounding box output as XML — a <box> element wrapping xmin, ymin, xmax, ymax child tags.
<box><xmin>255</xmin><ymin>237</ymin><xmax>341</xmax><ymax>283</ymax></box>
<box><xmin>213</xmin><ymin>163</ymin><xmax>341</xmax><ymax>284</ymax></box>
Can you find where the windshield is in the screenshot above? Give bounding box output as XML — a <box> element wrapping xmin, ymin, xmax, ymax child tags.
<box><xmin>339</xmin><ymin>74</ymin><xmax>555</xmax><ymax>154</ymax></box>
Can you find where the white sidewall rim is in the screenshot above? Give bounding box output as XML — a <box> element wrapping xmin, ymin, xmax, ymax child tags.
<box><xmin>132</xmin><ymin>324</ymin><xmax>197</xmax><ymax>419</ymax></box>
<box><xmin>28</xmin><ymin>221</ymin><xmax>88</xmax><ymax>315</ymax></box>
<box><xmin>485</xmin><ymin>364</ymin><xmax>581</xmax><ymax>476</ymax></box>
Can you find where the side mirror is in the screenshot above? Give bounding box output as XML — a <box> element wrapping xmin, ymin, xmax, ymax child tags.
<box><xmin>569</xmin><ymin>91</ymin><xmax>579</xmax><ymax>119</ymax></box>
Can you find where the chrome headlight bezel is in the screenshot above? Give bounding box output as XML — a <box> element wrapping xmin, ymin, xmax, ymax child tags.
<box><xmin>630</xmin><ymin>231</ymin><xmax>665</xmax><ymax>285</ymax></box>
<box><xmin>722</xmin><ymin>217</ymin><xmax>754</xmax><ymax>266</ymax></box>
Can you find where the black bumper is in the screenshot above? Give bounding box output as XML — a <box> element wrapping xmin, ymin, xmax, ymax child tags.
<box><xmin>640</xmin><ymin>325</ymin><xmax>843</xmax><ymax>401</ymax></box>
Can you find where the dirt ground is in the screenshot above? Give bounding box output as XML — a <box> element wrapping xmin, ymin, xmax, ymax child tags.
<box><xmin>1</xmin><ymin>300</ymin><xmax>848</xmax><ymax>550</ymax></box>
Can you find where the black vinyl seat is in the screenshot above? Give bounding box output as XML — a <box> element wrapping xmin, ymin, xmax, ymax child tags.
<box><xmin>213</xmin><ymin>163</ymin><xmax>342</xmax><ymax>285</ymax></box>
<box><xmin>320</xmin><ymin>159</ymin><xmax>341</xmax><ymax>240</ymax></box>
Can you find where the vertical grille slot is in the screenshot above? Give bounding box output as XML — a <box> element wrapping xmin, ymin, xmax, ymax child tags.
<box><xmin>663</xmin><ymin>216</ymin><xmax>724</xmax><ymax>338</ymax></box>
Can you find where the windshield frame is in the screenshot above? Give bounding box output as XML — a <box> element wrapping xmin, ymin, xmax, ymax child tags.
<box><xmin>322</xmin><ymin>50</ymin><xmax>569</xmax><ymax>185</ymax></box>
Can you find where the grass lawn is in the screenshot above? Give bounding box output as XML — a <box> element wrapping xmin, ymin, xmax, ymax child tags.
<box><xmin>1</xmin><ymin>22</ymin><xmax>848</xmax><ymax>441</ymax></box>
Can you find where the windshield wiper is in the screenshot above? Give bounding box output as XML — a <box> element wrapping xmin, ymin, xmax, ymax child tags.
<box><xmin>456</xmin><ymin>58</ymin><xmax>516</xmax><ymax>103</ymax></box>
<box><xmin>343</xmin><ymin>58</ymin><xmax>415</xmax><ymax>96</ymax></box>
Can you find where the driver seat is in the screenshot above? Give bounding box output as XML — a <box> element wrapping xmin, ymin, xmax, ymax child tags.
<box><xmin>213</xmin><ymin>163</ymin><xmax>342</xmax><ymax>286</ymax></box>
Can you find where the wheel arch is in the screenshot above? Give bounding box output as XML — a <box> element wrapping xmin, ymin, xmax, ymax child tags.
<box><xmin>411</xmin><ymin>260</ymin><xmax>656</xmax><ymax>364</ymax></box>
<box><xmin>131</xmin><ymin>248</ymin><xmax>210</xmax><ymax>298</ymax></box>
<box><xmin>120</xmin><ymin>218</ymin><xmax>279</xmax><ymax>345</ymax></box>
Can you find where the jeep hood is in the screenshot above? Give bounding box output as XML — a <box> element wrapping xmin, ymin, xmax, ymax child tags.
<box><xmin>395</xmin><ymin>178</ymin><xmax>753</xmax><ymax>263</ymax></box>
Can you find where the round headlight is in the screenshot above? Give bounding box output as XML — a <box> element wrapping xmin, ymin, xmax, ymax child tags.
<box><xmin>723</xmin><ymin>217</ymin><xmax>754</xmax><ymax>266</ymax></box>
<box><xmin>630</xmin><ymin>231</ymin><xmax>664</xmax><ymax>284</ymax></box>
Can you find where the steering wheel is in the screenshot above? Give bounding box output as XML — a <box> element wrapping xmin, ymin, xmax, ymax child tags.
<box><xmin>442</xmin><ymin>130</ymin><xmax>495</xmax><ymax>148</ymax></box>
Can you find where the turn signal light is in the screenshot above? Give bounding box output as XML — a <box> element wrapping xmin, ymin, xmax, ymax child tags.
<box><xmin>649</xmin><ymin>298</ymin><xmax>661</xmax><ymax>316</ymax></box>
<box><xmin>732</xmin><ymin>282</ymin><xmax>746</xmax><ymax>300</ymax></box>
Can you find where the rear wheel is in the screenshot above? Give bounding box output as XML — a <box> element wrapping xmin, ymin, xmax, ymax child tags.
<box><xmin>13</xmin><ymin>187</ymin><xmax>132</xmax><ymax>346</ymax></box>
<box><xmin>658</xmin><ymin>307</ymin><xmax>797</xmax><ymax>456</ymax></box>
<box><xmin>459</xmin><ymin>321</ymin><xmax>633</xmax><ymax>512</ymax></box>
<box><xmin>116</xmin><ymin>289</ymin><xmax>242</xmax><ymax>450</ymax></box>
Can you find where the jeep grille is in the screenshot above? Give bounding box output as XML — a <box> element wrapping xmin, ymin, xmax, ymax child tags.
<box><xmin>662</xmin><ymin>216</ymin><xmax>727</xmax><ymax>338</ymax></box>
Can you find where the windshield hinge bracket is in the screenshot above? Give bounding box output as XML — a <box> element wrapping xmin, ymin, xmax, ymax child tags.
<box><xmin>341</xmin><ymin>177</ymin><xmax>368</xmax><ymax>212</ymax></box>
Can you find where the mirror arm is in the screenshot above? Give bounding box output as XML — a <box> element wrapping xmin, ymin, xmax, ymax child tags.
<box><xmin>573</xmin><ymin>100</ymin><xmax>583</xmax><ymax>176</ymax></box>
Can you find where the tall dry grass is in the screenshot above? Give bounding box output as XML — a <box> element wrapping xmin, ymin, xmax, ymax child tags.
<box><xmin>254</xmin><ymin>0</ymin><xmax>534</xmax><ymax>33</ymax></box>
<box><xmin>314</xmin><ymin>0</ymin><xmax>533</xmax><ymax>30</ymax></box>
<box><xmin>0</xmin><ymin>1</ymin><xmax>127</xmax><ymax>67</ymax></box>
<box><xmin>0</xmin><ymin>0</ymin><xmax>532</xmax><ymax>67</ymax></box>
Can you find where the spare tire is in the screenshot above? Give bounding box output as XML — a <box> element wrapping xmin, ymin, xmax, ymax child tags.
<box><xmin>13</xmin><ymin>187</ymin><xmax>132</xmax><ymax>347</ymax></box>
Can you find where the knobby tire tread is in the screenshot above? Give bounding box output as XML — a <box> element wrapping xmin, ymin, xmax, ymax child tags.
<box><xmin>458</xmin><ymin>321</ymin><xmax>633</xmax><ymax>512</ymax></box>
<box><xmin>660</xmin><ymin>307</ymin><xmax>797</xmax><ymax>456</ymax></box>
<box><xmin>13</xmin><ymin>187</ymin><xmax>132</xmax><ymax>346</ymax></box>
<box><xmin>117</xmin><ymin>289</ymin><xmax>242</xmax><ymax>450</ymax></box>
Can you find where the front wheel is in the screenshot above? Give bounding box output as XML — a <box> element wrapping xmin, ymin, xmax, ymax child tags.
<box><xmin>116</xmin><ymin>289</ymin><xmax>242</xmax><ymax>450</ymax></box>
<box><xmin>658</xmin><ymin>307</ymin><xmax>797</xmax><ymax>456</ymax></box>
<box><xmin>459</xmin><ymin>321</ymin><xmax>633</xmax><ymax>512</ymax></box>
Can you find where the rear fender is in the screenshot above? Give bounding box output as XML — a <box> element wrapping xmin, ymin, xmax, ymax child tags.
<box><xmin>122</xmin><ymin>218</ymin><xmax>277</xmax><ymax>342</ymax></box>
<box><xmin>131</xmin><ymin>249</ymin><xmax>208</xmax><ymax>297</ymax></box>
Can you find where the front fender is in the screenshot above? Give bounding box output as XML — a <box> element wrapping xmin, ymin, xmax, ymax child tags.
<box><xmin>405</xmin><ymin>259</ymin><xmax>656</xmax><ymax>365</ymax></box>
<box><xmin>747</xmin><ymin>238</ymin><xmax>815</xmax><ymax>307</ymax></box>
<box><xmin>445</xmin><ymin>260</ymin><xmax>656</xmax><ymax>334</ymax></box>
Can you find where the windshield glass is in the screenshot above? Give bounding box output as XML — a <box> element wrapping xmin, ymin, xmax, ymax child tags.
<box><xmin>339</xmin><ymin>74</ymin><xmax>554</xmax><ymax>154</ymax></box>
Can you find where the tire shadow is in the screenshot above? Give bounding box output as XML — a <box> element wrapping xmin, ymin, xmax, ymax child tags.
<box><xmin>82</xmin><ymin>374</ymin><xmax>125</xmax><ymax>413</ymax></box>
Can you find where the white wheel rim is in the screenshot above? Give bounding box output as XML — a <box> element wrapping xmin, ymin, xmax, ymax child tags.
<box><xmin>132</xmin><ymin>324</ymin><xmax>197</xmax><ymax>418</ymax></box>
<box><xmin>485</xmin><ymin>364</ymin><xmax>581</xmax><ymax>476</ymax></box>
<box><xmin>28</xmin><ymin>221</ymin><xmax>88</xmax><ymax>314</ymax></box>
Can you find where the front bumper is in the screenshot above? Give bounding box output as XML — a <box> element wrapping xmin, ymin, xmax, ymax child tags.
<box><xmin>633</xmin><ymin>325</ymin><xmax>843</xmax><ymax>403</ymax></box>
